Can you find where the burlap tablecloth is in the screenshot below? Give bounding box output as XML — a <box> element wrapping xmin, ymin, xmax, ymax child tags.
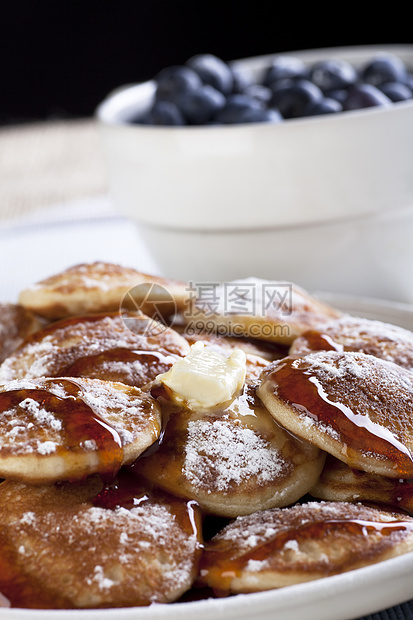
<box><xmin>0</xmin><ymin>118</ymin><xmax>108</xmax><ymax>220</ymax></box>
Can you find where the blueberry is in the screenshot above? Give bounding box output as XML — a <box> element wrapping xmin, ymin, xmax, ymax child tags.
<box><xmin>178</xmin><ymin>85</ymin><xmax>226</xmax><ymax>124</ymax></box>
<box><xmin>378</xmin><ymin>81</ymin><xmax>413</xmax><ymax>102</ymax></box>
<box><xmin>269</xmin><ymin>78</ymin><xmax>323</xmax><ymax>118</ymax></box>
<box><xmin>139</xmin><ymin>100</ymin><xmax>186</xmax><ymax>126</ymax></box>
<box><xmin>343</xmin><ymin>84</ymin><xmax>393</xmax><ymax>110</ymax></box>
<box><xmin>304</xmin><ymin>97</ymin><xmax>343</xmax><ymax>116</ymax></box>
<box><xmin>212</xmin><ymin>93</ymin><xmax>264</xmax><ymax>124</ymax></box>
<box><xmin>324</xmin><ymin>88</ymin><xmax>349</xmax><ymax>104</ymax></box>
<box><xmin>136</xmin><ymin>51</ymin><xmax>410</xmax><ymax>127</ymax></box>
<box><xmin>405</xmin><ymin>73</ymin><xmax>413</xmax><ymax>90</ymax></box>
<box><xmin>231</xmin><ymin>66</ymin><xmax>255</xmax><ymax>94</ymax></box>
<box><xmin>186</xmin><ymin>53</ymin><xmax>233</xmax><ymax>95</ymax></box>
<box><xmin>361</xmin><ymin>54</ymin><xmax>408</xmax><ymax>87</ymax></box>
<box><xmin>155</xmin><ymin>65</ymin><xmax>202</xmax><ymax>102</ymax></box>
<box><xmin>243</xmin><ymin>83</ymin><xmax>273</xmax><ymax>105</ymax></box>
<box><xmin>310</xmin><ymin>59</ymin><xmax>358</xmax><ymax>92</ymax></box>
<box><xmin>263</xmin><ymin>55</ymin><xmax>307</xmax><ymax>86</ymax></box>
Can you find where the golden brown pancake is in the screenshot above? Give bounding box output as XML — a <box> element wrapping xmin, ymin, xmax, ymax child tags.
<box><xmin>176</xmin><ymin>320</ymin><xmax>289</xmax><ymax>361</ymax></box>
<box><xmin>290</xmin><ymin>314</ymin><xmax>413</xmax><ymax>370</ymax></box>
<box><xmin>134</xmin><ymin>383</ymin><xmax>325</xmax><ymax>518</ymax></box>
<box><xmin>197</xmin><ymin>500</ymin><xmax>413</xmax><ymax>595</ymax></box>
<box><xmin>18</xmin><ymin>261</ymin><xmax>189</xmax><ymax>320</ymax></box>
<box><xmin>184</xmin><ymin>278</ymin><xmax>341</xmax><ymax>345</ymax></box>
<box><xmin>0</xmin><ymin>303</ymin><xmax>42</xmax><ymax>364</ymax></box>
<box><xmin>310</xmin><ymin>454</ymin><xmax>413</xmax><ymax>515</ymax></box>
<box><xmin>0</xmin><ymin>311</ymin><xmax>190</xmax><ymax>388</ymax></box>
<box><xmin>257</xmin><ymin>350</ymin><xmax>413</xmax><ymax>479</ymax></box>
<box><xmin>0</xmin><ymin>376</ymin><xmax>161</xmax><ymax>484</ymax></box>
<box><xmin>0</xmin><ymin>470</ymin><xmax>202</xmax><ymax>608</ymax></box>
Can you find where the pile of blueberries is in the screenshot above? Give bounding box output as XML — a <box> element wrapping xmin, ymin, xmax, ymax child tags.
<box><xmin>130</xmin><ymin>52</ymin><xmax>413</xmax><ymax>126</ymax></box>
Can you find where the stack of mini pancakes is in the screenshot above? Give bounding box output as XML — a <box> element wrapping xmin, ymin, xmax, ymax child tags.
<box><xmin>1</xmin><ymin>261</ymin><xmax>413</xmax><ymax>608</ymax></box>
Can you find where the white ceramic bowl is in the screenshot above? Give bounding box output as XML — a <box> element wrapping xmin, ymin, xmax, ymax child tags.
<box><xmin>96</xmin><ymin>44</ymin><xmax>413</xmax><ymax>301</ymax></box>
<box><xmin>131</xmin><ymin>203</ymin><xmax>413</xmax><ymax>304</ymax></box>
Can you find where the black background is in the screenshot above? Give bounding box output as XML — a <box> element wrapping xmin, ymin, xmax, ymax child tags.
<box><xmin>1</xmin><ymin>0</ymin><xmax>412</xmax><ymax>124</ymax></box>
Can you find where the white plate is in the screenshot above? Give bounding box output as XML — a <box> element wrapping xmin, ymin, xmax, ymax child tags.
<box><xmin>2</xmin><ymin>213</ymin><xmax>413</xmax><ymax>620</ymax></box>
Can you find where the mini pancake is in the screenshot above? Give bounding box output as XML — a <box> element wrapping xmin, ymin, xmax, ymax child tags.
<box><xmin>18</xmin><ymin>261</ymin><xmax>189</xmax><ymax>320</ymax></box>
<box><xmin>310</xmin><ymin>454</ymin><xmax>413</xmax><ymax>515</ymax></box>
<box><xmin>184</xmin><ymin>277</ymin><xmax>341</xmax><ymax>345</ymax></box>
<box><xmin>0</xmin><ymin>311</ymin><xmax>190</xmax><ymax>388</ymax></box>
<box><xmin>134</xmin><ymin>383</ymin><xmax>325</xmax><ymax>518</ymax></box>
<box><xmin>176</xmin><ymin>321</ymin><xmax>289</xmax><ymax>361</ymax></box>
<box><xmin>257</xmin><ymin>350</ymin><xmax>413</xmax><ymax>479</ymax></box>
<box><xmin>0</xmin><ymin>470</ymin><xmax>202</xmax><ymax>608</ymax></box>
<box><xmin>0</xmin><ymin>376</ymin><xmax>161</xmax><ymax>484</ymax></box>
<box><xmin>197</xmin><ymin>500</ymin><xmax>413</xmax><ymax>595</ymax></box>
<box><xmin>290</xmin><ymin>314</ymin><xmax>413</xmax><ymax>370</ymax></box>
<box><xmin>0</xmin><ymin>303</ymin><xmax>42</xmax><ymax>364</ymax></box>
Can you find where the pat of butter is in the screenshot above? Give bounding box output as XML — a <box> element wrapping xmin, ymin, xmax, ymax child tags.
<box><xmin>158</xmin><ymin>341</ymin><xmax>246</xmax><ymax>410</ymax></box>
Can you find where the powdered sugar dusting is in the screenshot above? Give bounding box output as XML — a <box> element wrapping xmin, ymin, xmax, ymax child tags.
<box><xmin>292</xmin><ymin>314</ymin><xmax>413</xmax><ymax>370</ymax></box>
<box><xmin>19</xmin><ymin>398</ymin><xmax>62</xmax><ymax>431</ymax></box>
<box><xmin>299</xmin><ymin>351</ymin><xmax>370</xmax><ymax>382</ymax></box>
<box><xmin>0</xmin><ymin>390</ymin><xmax>66</xmax><ymax>455</ymax></box>
<box><xmin>0</xmin><ymin>313</ymin><xmax>187</xmax><ymax>385</ymax></box>
<box><xmin>0</xmin><ymin>377</ymin><xmax>159</xmax><ymax>460</ymax></box>
<box><xmin>207</xmin><ymin>500</ymin><xmax>413</xmax><ymax>557</ymax></box>
<box><xmin>300</xmin><ymin>352</ymin><xmax>413</xmax><ymax>429</ymax></box>
<box><xmin>183</xmin><ymin>417</ymin><xmax>287</xmax><ymax>492</ymax></box>
<box><xmin>0</xmin><ymin>302</ymin><xmax>37</xmax><ymax>365</ymax></box>
<box><xmin>86</xmin><ymin>565</ymin><xmax>115</xmax><ymax>590</ymax></box>
<box><xmin>73</xmin><ymin>501</ymin><xmax>199</xmax><ymax>597</ymax></box>
<box><xmin>264</xmin><ymin>351</ymin><xmax>413</xmax><ymax>467</ymax></box>
<box><xmin>2</xmin><ymin>475</ymin><xmax>200</xmax><ymax>606</ymax></box>
<box><xmin>36</xmin><ymin>441</ymin><xmax>57</xmax><ymax>455</ymax></box>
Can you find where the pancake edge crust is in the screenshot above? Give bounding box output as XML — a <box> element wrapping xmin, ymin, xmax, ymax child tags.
<box><xmin>257</xmin><ymin>351</ymin><xmax>413</xmax><ymax>479</ymax></box>
<box><xmin>198</xmin><ymin>500</ymin><xmax>413</xmax><ymax>594</ymax></box>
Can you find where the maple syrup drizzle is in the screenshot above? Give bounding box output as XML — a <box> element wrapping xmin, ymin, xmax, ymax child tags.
<box><xmin>60</xmin><ymin>347</ymin><xmax>176</xmax><ymax>381</ymax></box>
<box><xmin>298</xmin><ymin>330</ymin><xmax>344</xmax><ymax>352</ymax></box>
<box><xmin>269</xmin><ymin>357</ymin><xmax>413</xmax><ymax>476</ymax></box>
<box><xmin>0</xmin><ymin>379</ymin><xmax>123</xmax><ymax>479</ymax></box>
<box><xmin>93</xmin><ymin>468</ymin><xmax>202</xmax><ymax>539</ymax></box>
<box><xmin>201</xmin><ymin>516</ymin><xmax>413</xmax><ymax>590</ymax></box>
